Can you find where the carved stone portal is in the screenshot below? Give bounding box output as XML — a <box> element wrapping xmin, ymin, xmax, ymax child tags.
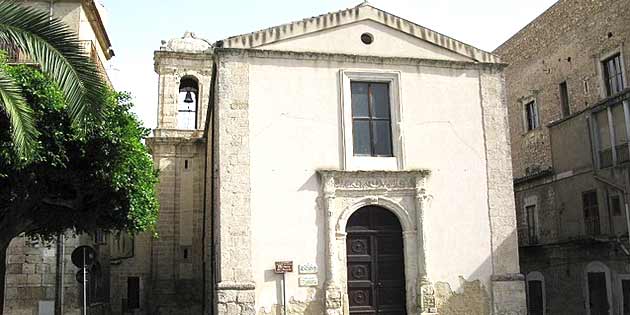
<box><xmin>317</xmin><ymin>170</ymin><xmax>433</xmax><ymax>315</ymax></box>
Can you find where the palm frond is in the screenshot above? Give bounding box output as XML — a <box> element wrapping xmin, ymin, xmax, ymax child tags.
<box><xmin>0</xmin><ymin>67</ymin><xmax>38</xmax><ymax>158</ymax></box>
<box><xmin>0</xmin><ymin>0</ymin><xmax>107</xmax><ymax>125</ymax></box>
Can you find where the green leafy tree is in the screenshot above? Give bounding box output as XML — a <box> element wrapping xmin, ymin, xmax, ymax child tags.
<box><xmin>0</xmin><ymin>0</ymin><xmax>106</xmax><ymax>158</ymax></box>
<box><xmin>0</xmin><ymin>65</ymin><xmax>159</xmax><ymax>310</ymax></box>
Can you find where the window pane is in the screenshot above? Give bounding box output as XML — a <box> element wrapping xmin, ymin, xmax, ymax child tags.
<box><xmin>351</xmin><ymin>83</ymin><xmax>369</xmax><ymax>118</ymax></box>
<box><xmin>372</xmin><ymin>120</ymin><xmax>393</xmax><ymax>156</ymax></box>
<box><xmin>353</xmin><ymin>120</ymin><xmax>371</xmax><ymax>155</ymax></box>
<box><xmin>370</xmin><ymin>83</ymin><xmax>390</xmax><ymax>119</ymax></box>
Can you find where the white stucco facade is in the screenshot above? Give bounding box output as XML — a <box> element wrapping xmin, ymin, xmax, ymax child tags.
<box><xmin>141</xmin><ymin>3</ymin><xmax>526</xmax><ymax>315</ymax></box>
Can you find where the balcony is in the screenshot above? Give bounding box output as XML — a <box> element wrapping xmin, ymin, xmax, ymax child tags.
<box><xmin>0</xmin><ymin>40</ymin><xmax>110</xmax><ymax>85</ymax></box>
<box><xmin>78</xmin><ymin>40</ymin><xmax>111</xmax><ymax>85</ymax></box>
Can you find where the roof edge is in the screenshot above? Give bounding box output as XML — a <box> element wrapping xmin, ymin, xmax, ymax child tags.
<box><xmin>219</xmin><ymin>4</ymin><xmax>500</xmax><ymax>63</ymax></box>
<box><xmin>213</xmin><ymin>47</ymin><xmax>508</xmax><ymax>71</ymax></box>
<box><xmin>81</xmin><ymin>0</ymin><xmax>114</xmax><ymax>59</ymax></box>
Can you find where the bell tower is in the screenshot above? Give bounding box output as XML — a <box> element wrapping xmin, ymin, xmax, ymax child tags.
<box><xmin>111</xmin><ymin>32</ymin><xmax>213</xmax><ymax>314</ymax></box>
<box><xmin>154</xmin><ymin>31</ymin><xmax>213</xmax><ymax>132</ymax></box>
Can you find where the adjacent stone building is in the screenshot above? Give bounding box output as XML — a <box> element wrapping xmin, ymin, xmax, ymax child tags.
<box><xmin>114</xmin><ymin>3</ymin><xmax>527</xmax><ymax>314</ymax></box>
<box><xmin>494</xmin><ymin>0</ymin><xmax>630</xmax><ymax>314</ymax></box>
<box><xmin>2</xmin><ymin>1</ymin><xmax>115</xmax><ymax>314</ymax></box>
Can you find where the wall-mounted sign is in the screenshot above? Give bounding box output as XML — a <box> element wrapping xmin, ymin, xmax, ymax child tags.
<box><xmin>299</xmin><ymin>275</ymin><xmax>319</xmax><ymax>287</ymax></box>
<box><xmin>274</xmin><ymin>261</ymin><xmax>293</xmax><ymax>273</ymax></box>
<box><xmin>298</xmin><ymin>263</ymin><xmax>318</xmax><ymax>274</ymax></box>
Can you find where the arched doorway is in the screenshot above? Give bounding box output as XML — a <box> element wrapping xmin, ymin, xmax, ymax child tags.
<box><xmin>346</xmin><ymin>206</ymin><xmax>407</xmax><ymax>315</ymax></box>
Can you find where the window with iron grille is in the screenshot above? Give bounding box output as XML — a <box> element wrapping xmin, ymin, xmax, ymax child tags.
<box><xmin>603</xmin><ymin>54</ymin><xmax>625</xmax><ymax>96</ymax></box>
<box><xmin>525</xmin><ymin>100</ymin><xmax>540</xmax><ymax>131</ymax></box>
<box><xmin>582</xmin><ymin>190</ymin><xmax>601</xmax><ymax>236</ymax></box>
<box><xmin>350</xmin><ymin>82</ymin><xmax>393</xmax><ymax>157</ymax></box>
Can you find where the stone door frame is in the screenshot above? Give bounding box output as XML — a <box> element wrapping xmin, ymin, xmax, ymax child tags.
<box><xmin>318</xmin><ymin>170</ymin><xmax>432</xmax><ymax>315</ymax></box>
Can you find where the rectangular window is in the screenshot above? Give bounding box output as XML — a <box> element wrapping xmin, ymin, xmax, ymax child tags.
<box><xmin>527</xmin><ymin>280</ymin><xmax>544</xmax><ymax>315</ymax></box>
<box><xmin>525</xmin><ymin>100</ymin><xmax>540</xmax><ymax>131</ymax></box>
<box><xmin>526</xmin><ymin>205</ymin><xmax>538</xmax><ymax>244</ymax></box>
<box><xmin>583</xmin><ymin>190</ymin><xmax>601</xmax><ymax>235</ymax></box>
<box><xmin>559</xmin><ymin>81</ymin><xmax>570</xmax><ymax>117</ymax></box>
<box><xmin>603</xmin><ymin>53</ymin><xmax>625</xmax><ymax>96</ymax></box>
<box><xmin>127</xmin><ymin>277</ymin><xmax>140</xmax><ymax>310</ymax></box>
<box><xmin>351</xmin><ymin>82</ymin><xmax>393</xmax><ymax>157</ymax></box>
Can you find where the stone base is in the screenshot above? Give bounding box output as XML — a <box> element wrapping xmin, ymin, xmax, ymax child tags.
<box><xmin>491</xmin><ymin>274</ymin><xmax>527</xmax><ymax>315</ymax></box>
<box><xmin>216</xmin><ymin>282</ymin><xmax>256</xmax><ymax>315</ymax></box>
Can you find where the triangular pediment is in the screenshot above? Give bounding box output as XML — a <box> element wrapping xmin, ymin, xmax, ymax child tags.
<box><xmin>220</xmin><ymin>3</ymin><xmax>499</xmax><ymax>63</ymax></box>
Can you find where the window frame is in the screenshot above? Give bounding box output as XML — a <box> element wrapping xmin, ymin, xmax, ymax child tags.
<box><xmin>602</xmin><ymin>53</ymin><xmax>625</xmax><ymax>97</ymax></box>
<box><xmin>350</xmin><ymin>82</ymin><xmax>394</xmax><ymax>157</ymax></box>
<box><xmin>598</xmin><ymin>48</ymin><xmax>627</xmax><ymax>98</ymax></box>
<box><xmin>525</xmin><ymin>204</ymin><xmax>539</xmax><ymax>245</ymax></box>
<box><xmin>340</xmin><ymin>70</ymin><xmax>404</xmax><ymax>170</ymax></box>
<box><xmin>582</xmin><ymin>190</ymin><xmax>601</xmax><ymax>236</ymax></box>
<box><xmin>524</xmin><ymin>100</ymin><xmax>540</xmax><ymax>131</ymax></box>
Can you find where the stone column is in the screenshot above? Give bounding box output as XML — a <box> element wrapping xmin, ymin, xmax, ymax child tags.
<box><xmin>479</xmin><ymin>67</ymin><xmax>527</xmax><ymax>315</ymax></box>
<box><xmin>414</xmin><ymin>179</ymin><xmax>437</xmax><ymax>315</ymax></box>
<box><xmin>320</xmin><ymin>173</ymin><xmax>344</xmax><ymax>315</ymax></box>
<box><xmin>213</xmin><ymin>52</ymin><xmax>256</xmax><ymax>315</ymax></box>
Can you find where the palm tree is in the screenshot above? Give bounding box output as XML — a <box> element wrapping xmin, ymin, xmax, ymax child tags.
<box><xmin>0</xmin><ymin>0</ymin><xmax>107</xmax><ymax>158</ymax></box>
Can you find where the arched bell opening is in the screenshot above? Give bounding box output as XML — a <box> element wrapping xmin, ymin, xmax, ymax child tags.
<box><xmin>178</xmin><ymin>76</ymin><xmax>199</xmax><ymax>129</ymax></box>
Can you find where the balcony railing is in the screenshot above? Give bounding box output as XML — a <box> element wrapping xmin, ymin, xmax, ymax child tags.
<box><xmin>0</xmin><ymin>40</ymin><xmax>110</xmax><ymax>84</ymax></box>
<box><xmin>584</xmin><ymin>216</ymin><xmax>601</xmax><ymax>236</ymax></box>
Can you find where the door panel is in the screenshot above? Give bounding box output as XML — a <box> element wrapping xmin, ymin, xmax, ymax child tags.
<box><xmin>347</xmin><ymin>206</ymin><xmax>406</xmax><ymax>315</ymax></box>
<box><xmin>622</xmin><ymin>280</ymin><xmax>630</xmax><ymax>315</ymax></box>
<box><xmin>587</xmin><ymin>272</ymin><xmax>609</xmax><ymax>315</ymax></box>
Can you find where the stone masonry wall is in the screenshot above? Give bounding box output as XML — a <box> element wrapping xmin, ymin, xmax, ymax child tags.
<box><xmin>478</xmin><ymin>67</ymin><xmax>527</xmax><ymax>315</ymax></box>
<box><xmin>213</xmin><ymin>52</ymin><xmax>256</xmax><ymax>315</ymax></box>
<box><xmin>494</xmin><ymin>0</ymin><xmax>630</xmax><ymax>179</ymax></box>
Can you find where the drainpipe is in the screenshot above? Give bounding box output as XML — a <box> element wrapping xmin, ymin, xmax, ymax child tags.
<box><xmin>54</xmin><ymin>233</ymin><xmax>64</xmax><ymax>315</ymax></box>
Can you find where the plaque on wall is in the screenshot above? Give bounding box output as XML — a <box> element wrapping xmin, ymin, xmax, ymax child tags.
<box><xmin>298</xmin><ymin>275</ymin><xmax>318</xmax><ymax>287</ymax></box>
<box><xmin>298</xmin><ymin>263</ymin><xmax>318</xmax><ymax>274</ymax></box>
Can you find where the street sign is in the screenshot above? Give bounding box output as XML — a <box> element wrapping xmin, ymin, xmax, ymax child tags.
<box><xmin>71</xmin><ymin>246</ymin><xmax>96</xmax><ymax>268</ymax></box>
<box><xmin>274</xmin><ymin>261</ymin><xmax>293</xmax><ymax>274</ymax></box>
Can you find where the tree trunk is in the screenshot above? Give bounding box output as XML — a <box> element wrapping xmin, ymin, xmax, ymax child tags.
<box><xmin>0</xmin><ymin>237</ymin><xmax>9</xmax><ymax>315</ymax></box>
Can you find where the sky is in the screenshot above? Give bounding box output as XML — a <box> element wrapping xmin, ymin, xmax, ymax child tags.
<box><xmin>103</xmin><ymin>0</ymin><xmax>558</xmax><ymax>129</ymax></box>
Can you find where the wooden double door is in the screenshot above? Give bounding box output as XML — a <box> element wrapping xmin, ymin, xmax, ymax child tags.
<box><xmin>346</xmin><ymin>206</ymin><xmax>407</xmax><ymax>315</ymax></box>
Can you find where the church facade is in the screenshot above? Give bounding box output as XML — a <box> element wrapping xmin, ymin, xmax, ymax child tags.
<box><xmin>112</xmin><ymin>3</ymin><xmax>527</xmax><ymax>314</ymax></box>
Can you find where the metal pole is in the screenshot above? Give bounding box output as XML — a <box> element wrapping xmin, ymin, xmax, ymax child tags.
<box><xmin>54</xmin><ymin>233</ymin><xmax>64</xmax><ymax>315</ymax></box>
<box><xmin>83</xmin><ymin>248</ymin><xmax>87</xmax><ymax>315</ymax></box>
<box><xmin>282</xmin><ymin>272</ymin><xmax>287</xmax><ymax>315</ymax></box>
